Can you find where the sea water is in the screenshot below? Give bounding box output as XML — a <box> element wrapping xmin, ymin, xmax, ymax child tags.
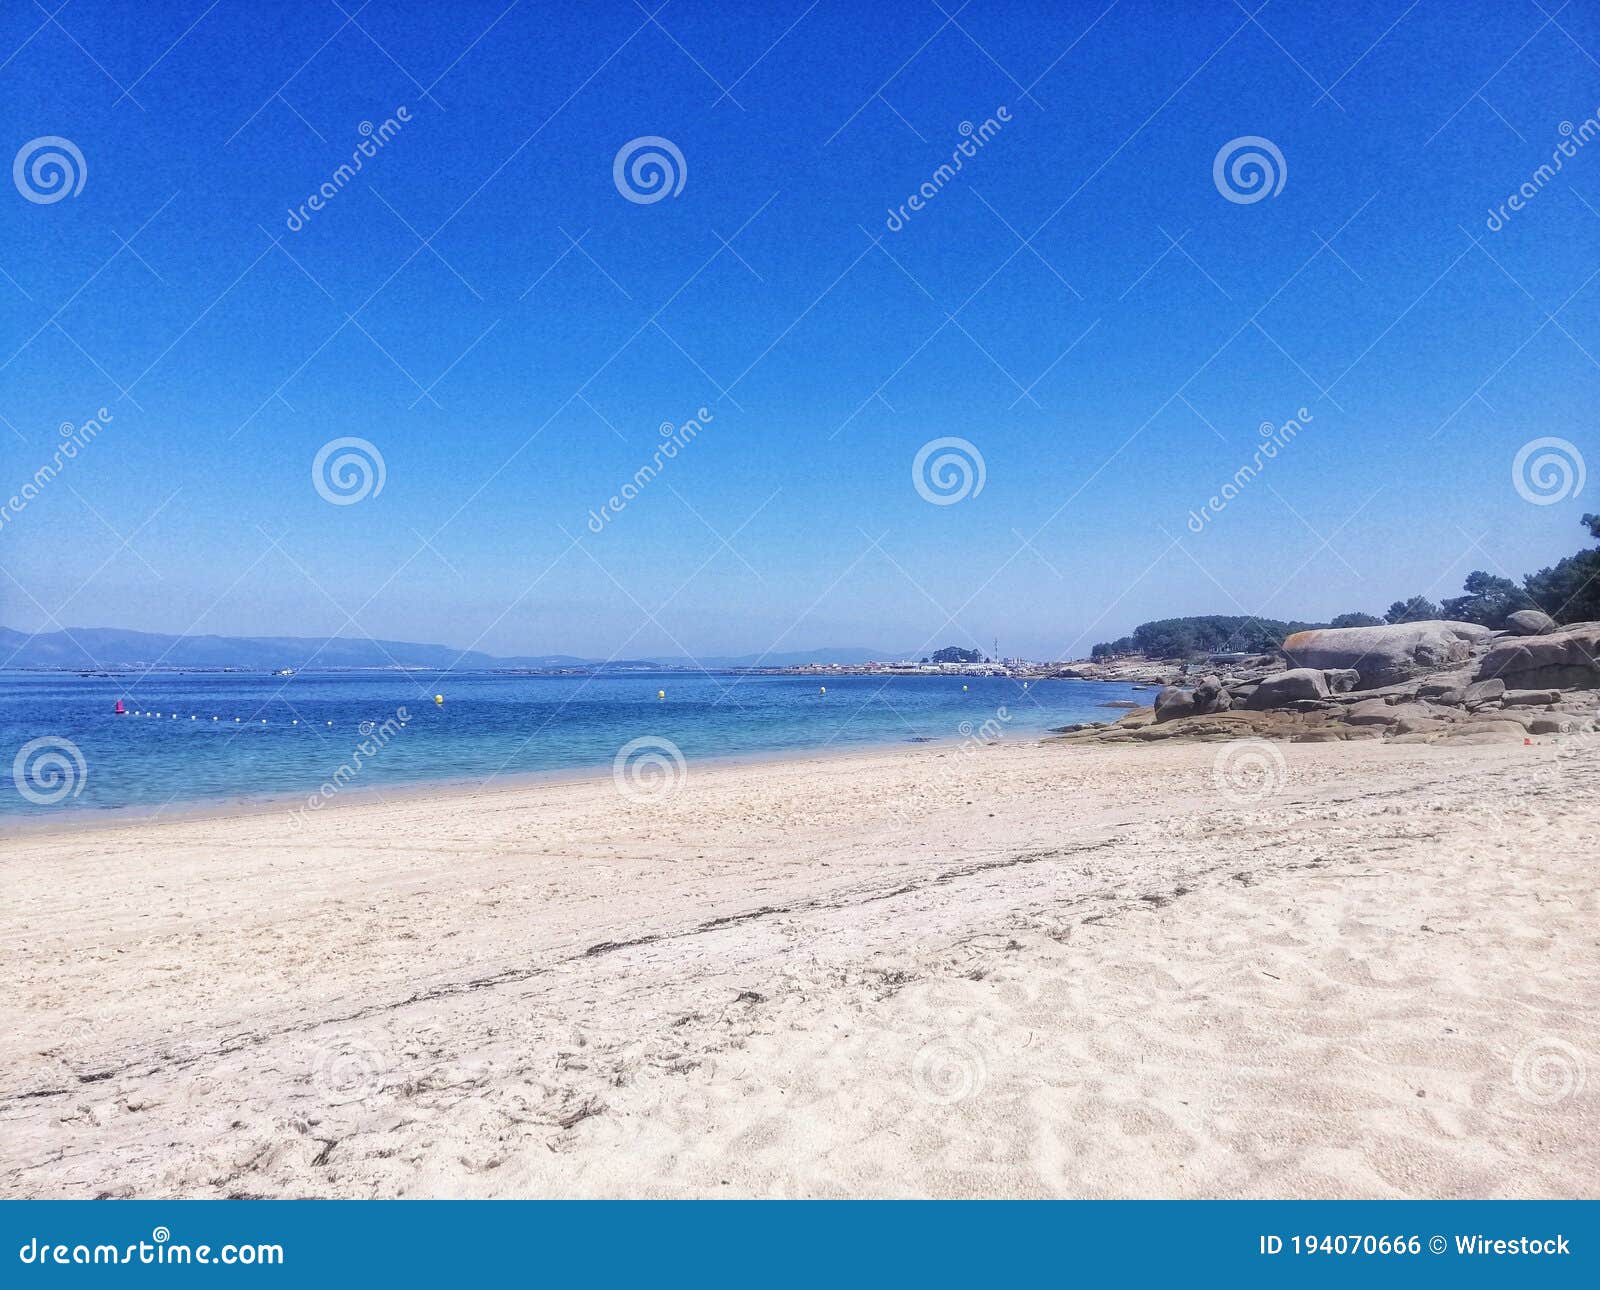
<box><xmin>0</xmin><ymin>670</ymin><xmax>1145</xmax><ymax>818</ymax></box>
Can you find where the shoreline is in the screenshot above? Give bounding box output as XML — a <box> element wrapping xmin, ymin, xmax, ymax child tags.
<box><xmin>3</xmin><ymin>733</ymin><xmax>1594</xmax><ymax>1199</ymax></box>
<box><xmin>0</xmin><ymin>727</ymin><xmax>1040</xmax><ymax>839</ymax></box>
<box><xmin>1</xmin><ymin>672</ymin><xmax>1143</xmax><ymax>835</ymax></box>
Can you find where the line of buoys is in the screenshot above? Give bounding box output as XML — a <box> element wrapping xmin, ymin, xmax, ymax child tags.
<box><xmin>112</xmin><ymin>708</ymin><xmax>475</xmax><ymax>729</ymax></box>
<box><xmin>113</xmin><ymin>710</ymin><xmax>360</xmax><ymax>727</ymax></box>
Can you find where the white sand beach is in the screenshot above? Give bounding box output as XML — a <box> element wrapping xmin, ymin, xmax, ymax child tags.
<box><xmin>2</xmin><ymin>735</ymin><xmax>1596</xmax><ymax>1199</ymax></box>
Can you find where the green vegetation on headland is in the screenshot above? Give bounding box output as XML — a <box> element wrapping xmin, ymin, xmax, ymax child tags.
<box><xmin>923</xmin><ymin>646</ymin><xmax>986</xmax><ymax>664</ymax></box>
<box><xmin>1090</xmin><ymin>616</ymin><xmax>1320</xmax><ymax>660</ymax></box>
<box><xmin>1522</xmin><ymin>513</ymin><xmax>1600</xmax><ymax>624</ymax></box>
<box><xmin>1092</xmin><ymin>514</ymin><xmax>1600</xmax><ymax>659</ymax></box>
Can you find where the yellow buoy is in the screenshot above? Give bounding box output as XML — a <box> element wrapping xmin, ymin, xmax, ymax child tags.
<box><xmin>658</xmin><ymin>690</ymin><xmax>665</xmax><ymax>700</ymax></box>
<box><xmin>434</xmin><ymin>694</ymin><xmax>443</xmax><ymax>705</ymax></box>
<box><xmin>819</xmin><ymin>686</ymin><xmax>826</xmax><ymax>694</ymax></box>
<box><xmin>962</xmin><ymin>684</ymin><xmax>968</xmax><ymax>692</ymax></box>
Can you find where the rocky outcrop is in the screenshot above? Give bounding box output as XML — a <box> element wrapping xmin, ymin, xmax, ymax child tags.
<box><xmin>1344</xmin><ymin>697</ymin><xmax>1401</xmax><ymax>725</ymax></box>
<box><xmin>1506</xmin><ymin>609</ymin><xmax>1557</xmax><ymax>636</ymax></box>
<box><xmin>1056</xmin><ymin>617</ymin><xmax>1598</xmax><ymax>749</ymax></box>
<box><xmin>1055</xmin><ymin>659</ymin><xmax>1182</xmax><ymax>686</ymax></box>
<box><xmin>1191</xmin><ymin>674</ymin><xmax>1231</xmax><ymax>713</ymax></box>
<box><xmin>1053</xmin><ymin>686</ymin><xmax>1595</xmax><ymax>745</ymax></box>
<box><xmin>1058</xmin><ymin>612</ymin><xmax>1598</xmax><ymax>750</ymax></box>
<box><xmin>1477</xmin><ymin>625</ymin><xmax>1600</xmax><ymax>691</ymax></box>
<box><xmin>1503</xmin><ymin>689</ymin><xmax>1561</xmax><ymax>706</ymax></box>
<box><xmin>1153</xmin><ymin>675</ymin><xmax>1233</xmax><ymax>722</ymax></box>
<box><xmin>1281</xmin><ymin>620</ymin><xmax>1493</xmax><ymax>689</ymax></box>
<box><xmin>1244</xmin><ymin>668</ymin><xmax>1329</xmax><ymax>708</ymax></box>
<box><xmin>1058</xmin><ymin>653</ymin><xmax>1284</xmax><ymax>690</ymax></box>
<box><xmin>1417</xmin><ymin>674</ymin><xmax>1471</xmax><ymax>704</ymax></box>
<box><xmin>1153</xmin><ymin>686</ymin><xmax>1196</xmax><ymax>722</ymax></box>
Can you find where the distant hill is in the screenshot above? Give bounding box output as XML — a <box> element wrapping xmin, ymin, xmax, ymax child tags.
<box><xmin>0</xmin><ymin>627</ymin><xmax>633</xmax><ymax>672</ymax></box>
<box><xmin>0</xmin><ymin>627</ymin><xmax>898</xmax><ymax>672</ymax></box>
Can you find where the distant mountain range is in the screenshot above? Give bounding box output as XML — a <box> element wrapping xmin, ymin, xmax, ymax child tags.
<box><xmin>0</xmin><ymin>627</ymin><xmax>897</xmax><ymax>672</ymax></box>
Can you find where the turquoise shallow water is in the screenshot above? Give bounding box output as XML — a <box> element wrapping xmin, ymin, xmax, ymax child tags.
<box><xmin>0</xmin><ymin>671</ymin><xmax>1144</xmax><ymax>818</ymax></box>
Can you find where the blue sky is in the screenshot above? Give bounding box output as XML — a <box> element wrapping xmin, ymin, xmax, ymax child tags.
<box><xmin>2</xmin><ymin>0</ymin><xmax>1598</xmax><ymax>662</ymax></box>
